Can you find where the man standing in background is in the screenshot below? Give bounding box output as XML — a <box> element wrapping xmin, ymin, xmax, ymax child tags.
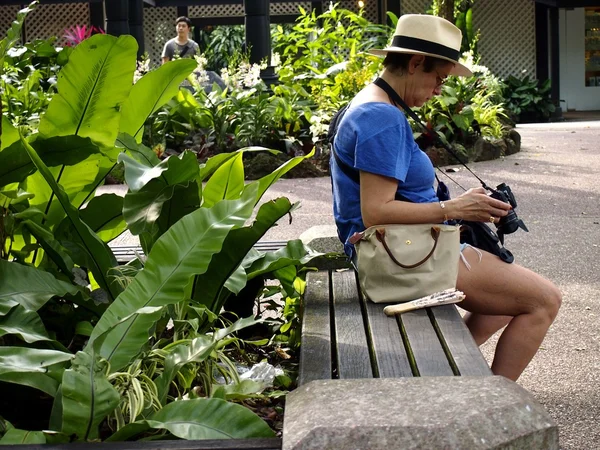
<box><xmin>161</xmin><ymin>16</ymin><xmax>200</xmax><ymax>64</ymax></box>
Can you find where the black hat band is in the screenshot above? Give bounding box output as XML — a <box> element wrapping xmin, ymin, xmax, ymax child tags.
<box><xmin>391</xmin><ymin>35</ymin><xmax>460</xmax><ymax>61</ymax></box>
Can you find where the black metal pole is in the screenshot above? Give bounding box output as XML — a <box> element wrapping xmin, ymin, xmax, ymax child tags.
<box><xmin>89</xmin><ymin>1</ymin><xmax>104</xmax><ymax>31</ymax></box>
<box><xmin>385</xmin><ymin>0</ymin><xmax>401</xmax><ymax>25</ymax></box>
<box><xmin>104</xmin><ymin>0</ymin><xmax>129</xmax><ymax>37</ymax></box>
<box><xmin>549</xmin><ymin>6</ymin><xmax>562</xmax><ymax>119</ymax></box>
<box><xmin>311</xmin><ymin>1</ymin><xmax>323</xmax><ymax>16</ymax></box>
<box><xmin>535</xmin><ymin>2</ymin><xmax>549</xmax><ymax>82</ymax></box>
<box><xmin>243</xmin><ymin>0</ymin><xmax>278</xmax><ymax>85</ymax></box>
<box><xmin>128</xmin><ymin>0</ymin><xmax>144</xmax><ymax>56</ymax></box>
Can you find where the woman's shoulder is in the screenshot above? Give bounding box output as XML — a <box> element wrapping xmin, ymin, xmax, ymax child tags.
<box><xmin>346</xmin><ymin>102</ymin><xmax>404</xmax><ymax>126</ymax></box>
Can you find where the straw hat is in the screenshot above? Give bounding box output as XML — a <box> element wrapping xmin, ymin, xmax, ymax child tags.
<box><xmin>370</xmin><ymin>14</ymin><xmax>472</xmax><ymax>77</ymax></box>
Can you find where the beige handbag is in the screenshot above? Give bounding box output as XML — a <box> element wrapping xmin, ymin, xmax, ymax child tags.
<box><xmin>349</xmin><ymin>224</ymin><xmax>461</xmax><ymax>304</ymax></box>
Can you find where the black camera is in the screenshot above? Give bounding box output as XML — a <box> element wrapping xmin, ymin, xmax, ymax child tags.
<box><xmin>488</xmin><ymin>183</ymin><xmax>528</xmax><ymax>244</ymax></box>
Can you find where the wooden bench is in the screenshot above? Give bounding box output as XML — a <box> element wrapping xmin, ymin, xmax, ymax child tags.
<box><xmin>299</xmin><ymin>261</ymin><xmax>491</xmax><ymax>386</ymax></box>
<box><xmin>111</xmin><ymin>241</ymin><xmax>289</xmax><ymax>264</ymax></box>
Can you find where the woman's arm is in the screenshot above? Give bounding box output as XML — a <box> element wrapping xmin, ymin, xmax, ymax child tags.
<box><xmin>360</xmin><ymin>171</ymin><xmax>512</xmax><ymax>228</ymax></box>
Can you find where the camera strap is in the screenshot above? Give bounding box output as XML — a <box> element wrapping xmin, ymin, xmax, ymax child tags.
<box><xmin>373</xmin><ymin>77</ymin><xmax>492</xmax><ymax>192</ymax></box>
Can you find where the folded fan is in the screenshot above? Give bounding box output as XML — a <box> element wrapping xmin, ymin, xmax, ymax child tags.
<box><xmin>383</xmin><ymin>288</ymin><xmax>465</xmax><ymax>316</ymax></box>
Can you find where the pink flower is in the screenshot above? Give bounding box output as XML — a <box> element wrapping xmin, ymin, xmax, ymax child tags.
<box><xmin>63</xmin><ymin>25</ymin><xmax>105</xmax><ymax>46</ymax></box>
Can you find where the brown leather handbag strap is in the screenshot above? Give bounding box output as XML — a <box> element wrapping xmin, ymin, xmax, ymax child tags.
<box><xmin>375</xmin><ymin>226</ymin><xmax>441</xmax><ymax>269</ymax></box>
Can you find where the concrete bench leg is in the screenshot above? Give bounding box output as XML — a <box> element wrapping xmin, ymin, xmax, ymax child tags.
<box><xmin>282</xmin><ymin>377</ymin><xmax>558</xmax><ymax>450</ymax></box>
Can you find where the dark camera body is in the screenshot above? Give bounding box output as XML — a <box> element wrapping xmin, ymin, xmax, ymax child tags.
<box><xmin>488</xmin><ymin>183</ymin><xmax>528</xmax><ymax>242</ymax></box>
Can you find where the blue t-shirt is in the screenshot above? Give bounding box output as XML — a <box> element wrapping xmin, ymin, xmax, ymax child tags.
<box><xmin>331</xmin><ymin>102</ymin><xmax>438</xmax><ymax>256</ymax></box>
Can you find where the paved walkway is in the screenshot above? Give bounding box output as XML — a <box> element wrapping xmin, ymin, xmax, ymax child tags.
<box><xmin>99</xmin><ymin>120</ymin><xmax>600</xmax><ymax>449</ymax></box>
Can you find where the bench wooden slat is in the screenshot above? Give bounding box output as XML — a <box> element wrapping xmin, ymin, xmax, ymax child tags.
<box><xmin>299</xmin><ymin>271</ymin><xmax>333</xmax><ymax>386</ymax></box>
<box><xmin>400</xmin><ymin>309</ymin><xmax>455</xmax><ymax>376</ymax></box>
<box><xmin>364</xmin><ymin>301</ymin><xmax>414</xmax><ymax>378</ymax></box>
<box><xmin>332</xmin><ymin>270</ymin><xmax>373</xmax><ymax>379</ymax></box>
<box><xmin>430</xmin><ymin>304</ymin><xmax>492</xmax><ymax>376</ymax></box>
<box><xmin>111</xmin><ymin>241</ymin><xmax>288</xmax><ymax>263</ymax></box>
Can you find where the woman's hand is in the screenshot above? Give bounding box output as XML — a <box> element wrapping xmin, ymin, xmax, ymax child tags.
<box><xmin>447</xmin><ymin>187</ymin><xmax>512</xmax><ymax>223</ymax></box>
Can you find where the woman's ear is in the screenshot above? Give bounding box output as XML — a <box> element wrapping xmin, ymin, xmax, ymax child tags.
<box><xmin>408</xmin><ymin>54</ymin><xmax>426</xmax><ymax>74</ymax></box>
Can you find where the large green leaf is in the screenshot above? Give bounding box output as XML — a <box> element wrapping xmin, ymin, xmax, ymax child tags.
<box><xmin>106</xmin><ymin>398</ymin><xmax>273</xmax><ymax>442</ymax></box>
<box><xmin>248</xmin><ymin>148</ymin><xmax>315</xmax><ymax>206</ymax></box>
<box><xmin>202</xmin><ymin>152</ymin><xmax>245</xmax><ymax>208</ymax></box>
<box><xmin>61</xmin><ymin>351</ymin><xmax>120</xmax><ymax>441</ymax></box>
<box><xmin>0</xmin><ymin>347</ymin><xmax>74</xmax><ymax>396</ymax></box>
<box><xmin>79</xmin><ymin>194</ymin><xmax>126</xmax><ymax>243</ymax></box>
<box><xmin>191</xmin><ymin>198</ymin><xmax>293</xmax><ymax>312</ymax></box>
<box><xmin>244</xmin><ymin>239</ymin><xmax>323</xmax><ymax>280</ymax></box>
<box><xmin>198</xmin><ymin>147</ymin><xmax>274</xmax><ymax>182</ymax></box>
<box><xmin>21</xmin><ymin>219</ymin><xmax>75</xmax><ymax>276</ymax></box>
<box><xmin>122</xmin><ymin>181</ymin><xmax>175</xmax><ymax>239</ymax></box>
<box><xmin>121</xmin><ymin>151</ymin><xmax>200</xmax><ymax>252</ymax></box>
<box><xmin>116</xmin><ymin>133</ymin><xmax>160</xmax><ymax>167</ymax></box>
<box><xmin>0</xmin><ymin>429</ymin><xmax>46</xmax><ymax>445</ymax></box>
<box><xmin>120</xmin><ymin>58</ymin><xmax>197</xmax><ymax>142</ymax></box>
<box><xmin>1</xmin><ymin>116</ymin><xmax>19</xmax><ymax>150</ymax></box>
<box><xmin>0</xmin><ymin>259</ymin><xmax>78</xmax><ymax>312</ymax></box>
<box><xmin>39</xmin><ymin>34</ymin><xmax>137</xmax><ymax>149</ymax></box>
<box><xmin>85</xmin><ymin>185</ymin><xmax>258</xmax><ymax>372</ymax></box>
<box><xmin>25</xmin><ymin>156</ymin><xmax>101</xmax><ymax>232</ymax></box>
<box><xmin>120</xmin><ymin>150</ymin><xmax>199</xmax><ymax>193</ymax></box>
<box><xmin>21</xmin><ymin>136</ymin><xmax>121</xmax><ymax>301</ymax></box>
<box><xmin>0</xmin><ymin>136</ymin><xmax>101</xmax><ymax>188</ymax></box>
<box><xmin>0</xmin><ymin>305</ymin><xmax>51</xmax><ymax>343</ymax></box>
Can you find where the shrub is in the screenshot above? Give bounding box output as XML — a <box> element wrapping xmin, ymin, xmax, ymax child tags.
<box><xmin>416</xmin><ymin>51</ymin><xmax>508</xmax><ymax>147</ymax></box>
<box><xmin>501</xmin><ymin>74</ymin><xmax>555</xmax><ymax>123</ymax></box>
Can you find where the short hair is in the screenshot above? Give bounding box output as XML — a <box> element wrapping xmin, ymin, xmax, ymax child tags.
<box><xmin>176</xmin><ymin>16</ymin><xmax>192</xmax><ymax>27</ymax></box>
<box><xmin>383</xmin><ymin>53</ymin><xmax>448</xmax><ymax>74</ymax></box>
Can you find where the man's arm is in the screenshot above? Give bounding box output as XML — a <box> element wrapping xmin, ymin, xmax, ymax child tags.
<box><xmin>191</xmin><ymin>41</ymin><xmax>200</xmax><ymax>57</ymax></box>
<box><xmin>161</xmin><ymin>40</ymin><xmax>174</xmax><ymax>64</ymax></box>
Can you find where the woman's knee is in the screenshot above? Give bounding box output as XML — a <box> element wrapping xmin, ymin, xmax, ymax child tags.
<box><xmin>531</xmin><ymin>281</ymin><xmax>562</xmax><ymax>323</ymax></box>
<box><xmin>544</xmin><ymin>283</ymin><xmax>562</xmax><ymax>321</ymax></box>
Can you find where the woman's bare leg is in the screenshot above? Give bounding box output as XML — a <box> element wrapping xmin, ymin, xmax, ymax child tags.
<box><xmin>463</xmin><ymin>312</ymin><xmax>512</xmax><ymax>346</ymax></box>
<box><xmin>456</xmin><ymin>247</ymin><xmax>562</xmax><ymax>381</ymax></box>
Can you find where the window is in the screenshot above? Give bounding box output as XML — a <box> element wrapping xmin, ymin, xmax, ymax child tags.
<box><xmin>585</xmin><ymin>7</ymin><xmax>600</xmax><ymax>87</ymax></box>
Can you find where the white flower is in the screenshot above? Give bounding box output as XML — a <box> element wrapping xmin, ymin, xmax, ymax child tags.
<box><xmin>271</xmin><ymin>52</ymin><xmax>281</xmax><ymax>69</ymax></box>
<box><xmin>459</xmin><ymin>50</ymin><xmax>489</xmax><ymax>75</ymax></box>
<box><xmin>133</xmin><ymin>58</ymin><xmax>151</xmax><ymax>83</ymax></box>
<box><xmin>192</xmin><ymin>55</ymin><xmax>210</xmax><ymax>86</ymax></box>
<box><xmin>309</xmin><ymin>113</ymin><xmax>330</xmax><ymax>143</ymax></box>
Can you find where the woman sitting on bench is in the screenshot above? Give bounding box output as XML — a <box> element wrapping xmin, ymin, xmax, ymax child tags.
<box><xmin>330</xmin><ymin>14</ymin><xmax>562</xmax><ymax>382</ymax></box>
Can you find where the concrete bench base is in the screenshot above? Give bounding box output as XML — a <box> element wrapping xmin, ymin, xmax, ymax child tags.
<box><xmin>283</xmin><ymin>376</ymin><xmax>557</xmax><ymax>450</ymax></box>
